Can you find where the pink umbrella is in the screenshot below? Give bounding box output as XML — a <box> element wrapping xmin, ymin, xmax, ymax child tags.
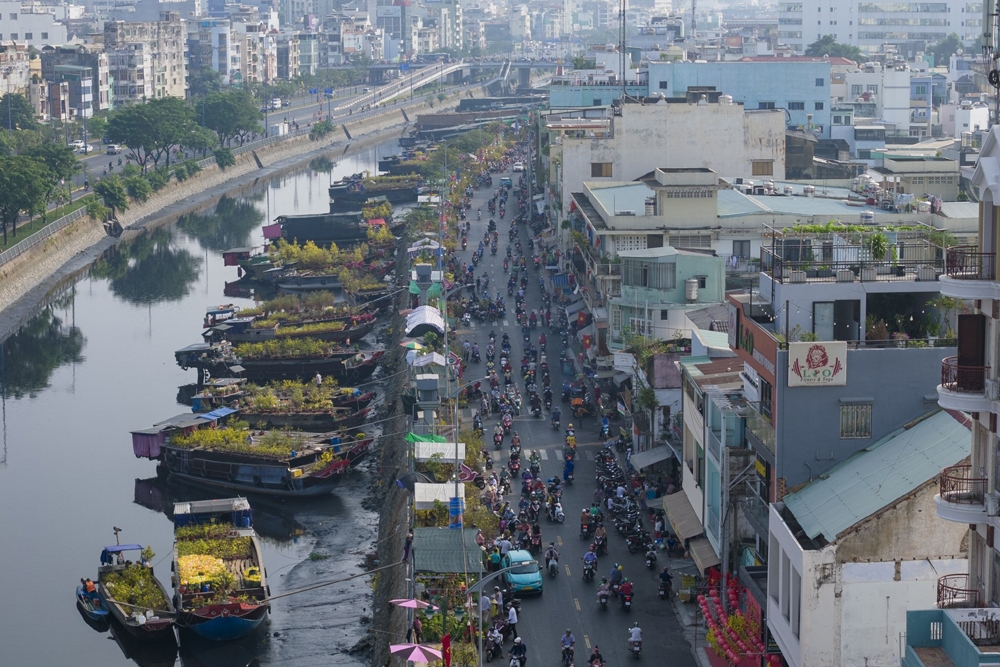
<box><xmin>390</xmin><ymin>598</ymin><xmax>439</xmax><ymax>611</ymax></box>
<box><xmin>390</xmin><ymin>644</ymin><xmax>444</xmax><ymax>663</ymax></box>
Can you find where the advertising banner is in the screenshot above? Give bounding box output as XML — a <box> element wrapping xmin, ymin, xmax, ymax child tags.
<box><xmin>788</xmin><ymin>341</ymin><xmax>847</xmax><ymax>387</ymax></box>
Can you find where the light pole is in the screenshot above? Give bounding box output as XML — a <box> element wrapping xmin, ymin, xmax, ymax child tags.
<box><xmin>2</xmin><ymin>65</ymin><xmax>14</xmax><ymax>136</ymax></box>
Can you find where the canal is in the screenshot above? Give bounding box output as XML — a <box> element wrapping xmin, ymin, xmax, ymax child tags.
<box><xmin>0</xmin><ymin>137</ymin><xmax>402</xmax><ymax>666</ymax></box>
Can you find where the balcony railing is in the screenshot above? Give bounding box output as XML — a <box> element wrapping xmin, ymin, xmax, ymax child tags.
<box><xmin>939</xmin><ymin>465</ymin><xmax>987</xmax><ymax>505</ymax></box>
<box><xmin>945</xmin><ymin>246</ymin><xmax>996</xmax><ymax>281</ymax></box>
<box><xmin>761</xmin><ymin>248</ymin><xmax>943</xmax><ymax>283</ymax></box>
<box><xmin>745</xmin><ymin>406</ymin><xmax>775</xmax><ymax>456</ymax></box>
<box><xmin>941</xmin><ymin>356</ymin><xmax>989</xmax><ymax>394</ymax></box>
<box><xmin>937</xmin><ymin>574</ymin><xmax>981</xmax><ymax>609</ymax></box>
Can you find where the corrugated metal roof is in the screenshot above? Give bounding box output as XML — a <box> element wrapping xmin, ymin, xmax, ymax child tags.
<box><xmin>412</xmin><ymin>527</ymin><xmax>484</xmax><ymax>574</ymax></box>
<box><xmin>783</xmin><ymin>411</ymin><xmax>970</xmax><ymax>543</ymax></box>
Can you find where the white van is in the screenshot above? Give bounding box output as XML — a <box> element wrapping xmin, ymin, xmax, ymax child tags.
<box><xmin>271</xmin><ymin>98</ymin><xmax>282</xmax><ymax>110</ymax></box>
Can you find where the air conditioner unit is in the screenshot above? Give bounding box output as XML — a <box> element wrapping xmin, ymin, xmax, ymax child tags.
<box><xmin>986</xmin><ymin>378</ymin><xmax>1000</xmax><ymax>402</ymax></box>
<box><xmin>986</xmin><ymin>493</ymin><xmax>1000</xmax><ymax>517</ymax></box>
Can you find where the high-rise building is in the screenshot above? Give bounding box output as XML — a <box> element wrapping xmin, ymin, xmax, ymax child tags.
<box><xmin>104</xmin><ymin>11</ymin><xmax>187</xmax><ymax>103</ymax></box>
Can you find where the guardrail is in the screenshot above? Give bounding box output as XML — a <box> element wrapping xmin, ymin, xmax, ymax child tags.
<box><xmin>0</xmin><ymin>206</ymin><xmax>91</xmax><ymax>267</ymax></box>
<box><xmin>939</xmin><ymin>464</ymin><xmax>987</xmax><ymax>505</ymax></box>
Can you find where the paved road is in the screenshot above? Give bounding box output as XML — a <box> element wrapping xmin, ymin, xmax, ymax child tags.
<box><xmin>449</xmin><ymin>161</ymin><xmax>697</xmax><ymax>667</ymax></box>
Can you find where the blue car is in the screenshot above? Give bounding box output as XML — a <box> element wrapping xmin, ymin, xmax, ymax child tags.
<box><xmin>502</xmin><ymin>550</ymin><xmax>543</xmax><ymax>595</ymax></box>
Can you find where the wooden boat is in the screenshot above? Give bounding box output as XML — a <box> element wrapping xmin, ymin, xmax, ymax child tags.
<box><xmin>190</xmin><ymin>378</ymin><xmax>247</xmax><ymax>412</ymax></box>
<box><xmin>96</xmin><ymin>544</ymin><xmax>177</xmax><ymax>641</ymax></box>
<box><xmin>131</xmin><ymin>407</ymin><xmax>238</xmax><ymax>461</ymax></box>
<box><xmin>239</xmin><ymin>405</ymin><xmax>371</xmax><ymax>432</ymax></box>
<box><xmin>328</xmin><ymin>175</ymin><xmax>421</xmax><ymax>209</ymax></box>
<box><xmin>174</xmin><ymin>342</ymin><xmax>384</xmax><ymax>385</ymax></box>
<box><xmin>161</xmin><ymin>427</ymin><xmax>372</xmax><ymax>497</ymax></box>
<box><xmin>205</xmin><ymin>317</ymin><xmax>377</xmax><ymax>344</ymax></box>
<box><xmin>204</xmin><ymin>304</ymin><xmax>241</xmax><ymax>328</ymax></box>
<box><xmin>172</xmin><ymin>498</ymin><xmax>270</xmax><ymax>640</ymax></box>
<box><xmin>76</xmin><ymin>583</ymin><xmax>110</xmax><ymax>631</ymax></box>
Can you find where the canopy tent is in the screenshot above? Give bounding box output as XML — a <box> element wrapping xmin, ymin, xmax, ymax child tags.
<box><xmin>413</xmin><ymin>482</ymin><xmax>466</xmax><ymax>510</ymax></box>
<box><xmin>408</xmin><ymin>239</ymin><xmax>442</xmax><ymax>257</ymax></box>
<box><xmin>413</xmin><ymin>442</ymin><xmax>466</xmax><ymax>462</ymax></box>
<box><xmin>406</xmin><ymin>306</ymin><xmax>445</xmax><ymax>337</ymax></box>
<box><xmin>411</xmin><ymin>352</ymin><xmax>448</xmax><ymax>368</ymax></box>
<box><xmin>564</xmin><ymin>298</ymin><xmax>587</xmax><ymax>316</ymax></box>
<box><xmin>406</xmin><ymin>432</ymin><xmax>448</xmax><ymax>443</ymax></box>
<box><xmin>629</xmin><ymin>446</ymin><xmax>673</xmax><ymax>471</ymax></box>
<box><xmin>408</xmin><ymin>281</ymin><xmax>421</xmax><ymax>295</ymax></box>
<box><xmin>411</xmin><ymin>527</ymin><xmax>483</xmax><ymax>575</ymax></box>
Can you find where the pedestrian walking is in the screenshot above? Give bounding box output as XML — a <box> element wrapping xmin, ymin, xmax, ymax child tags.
<box><xmin>507</xmin><ymin>603</ymin><xmax>518</xmax><ymax>638</ymax></box>
<box><xmin>403</xmin><ymin>529</ymin><xmax>413</xmax><ymax>562</ymax></box>
<box><xmin>410</xmin><ymin>617</ymin><xmax>422</xmax><ymax>643</ymax></box>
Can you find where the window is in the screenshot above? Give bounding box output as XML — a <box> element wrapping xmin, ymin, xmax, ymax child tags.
<box><xmin>591</xmin><ymin>162</ymin><xmax>612</xmax><ymax>177</ymax></box>
<box><xmin>9</xmin><ymin>33</ymin><xmax>16</xmax><ymax>40</ymax></box>
<box><xmin>752</xmin><ymin>160</ymin><xmax>774</xmax><ymax>176</ymax></box>
<box><xmin>611</xmin><ymin>306</ymin><xmax>622</xmax><ymax>332</ymax></box>
<box><xmin>915</xmin><ymin>84</ymin><xmax>927</xmax><ymax>94</ymax></box>
<box><xmin>851</xmin><ymin>84</ymin><xmax>863</xmax><ymax>96</ymax></box>
<box><xmin>697</xmin><ymin>275</ymin><xmax>707</xmax><ymax>289</ymax></box>
<box><xmin>622</xmin><ymin>259</ymin><xmax>676</xmax><ymax>289</ymax></box>
<box><xmin>833</xmin><ymin>115</ymin><xmax>842</xmax><ymax>123</ymax></box>
<box><xmin>840</xmin><ymin>404</ymin><xmax>872</xmax><ymax>438</ymax></box>
<box><xmin>629</xmin><ymin>318</ymin><xmax>652</xmax><ymax>335</ymax></box>
<box><xmin>815</xmin><ymin>101</ymin><xmax>824</xmax><ymax>110</ymax></box>
<box><xmin>866</xmin><ymin>84</ymin><xmax>878</xmax><ymax>94</ymax></box>
<box><xmin>9</xmin><ymin>13</ymin><xmax>17</xmax><ymax>19</ymax></box>
<box><xmin>592</xmin><ymin>98</ymin><xmax>602</xmax><ymax>106</ymax></box>
<box><xmin>788</xmin><ymin>101</ymin><xmax>805</xmax><ymax>110</ymax></box>
<box><xmin>815</xmin><ymin>77</ymin><xmax>824</xmax><ymax>86</ymax></box>
<box><xmin>758</xmin><ymin>101</ymin><xmax>775</xmax><ymax>109</ymax></box>
<box><xmin>733</xmin><ymin>239</ymin><xmax>751</xmax><ymax>258</ymax></box>
<box><xmin>660</xmin><ymin>309</ymin><xmax>669</xmax><ymax>320</ymax></box>
<box><xmin>23</xmin><ymin>32</ymin><xmax>31</xmax><ymax>39</ymax></box>
<box><xmin>658</xmin><ymin>81</ymin><xmax>668</xmax><ymax>89</ymax></box>
<box><xmin>41</xmin><ymin>32</ymin><xmax>47</xmax><ymax>39</ymax></box>
<box><xmin>760</xmin><ymin>379</ymin><xmax>773</xmax><ymax>419</ymax></box>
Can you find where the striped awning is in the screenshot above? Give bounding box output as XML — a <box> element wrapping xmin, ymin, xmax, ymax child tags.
<box><xmin>689</xmin><ymin>537</ymin><xmax>721</xmax><ymax>574</ymax></box>
<box><xmin>662</xmin><ymin>492</ymin><xmax>703</xmax><ymax>541</ymax></box>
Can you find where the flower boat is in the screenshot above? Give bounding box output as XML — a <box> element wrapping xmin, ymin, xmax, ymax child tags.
<box><xmin>96</xmin><ymin>544</ymin><xmax>177</xmax><ymax>641</ymax></box>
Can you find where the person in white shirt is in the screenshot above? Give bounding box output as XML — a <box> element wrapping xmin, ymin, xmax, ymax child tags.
<box><xmin>628</xmin><ymin>623</ymin><xmax>642</xmax><ymax>649</ymax></box>
<box><xmin>507</xmin><ymin>604</ymin><xmax>518</xmax><ymax>638</ymax></box>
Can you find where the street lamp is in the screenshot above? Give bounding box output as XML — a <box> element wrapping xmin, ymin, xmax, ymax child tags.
<box><xmin>2</xmin><ymin>65</ymin><xmax>14</xmax><ymax>137</ymax></box>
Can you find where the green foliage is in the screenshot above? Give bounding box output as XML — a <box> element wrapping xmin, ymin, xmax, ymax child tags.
<box><xmin>234</xmin><ymin>337</ymin><xmax>335</xmax><ymax>359</ymax></box>
<box><xmin>93</xmin><ymin>175</ymin><xmax>130</xmax><ymax>214</ymax></box>
<box><xmin>637</xmin><ymin>385</ymin><xmax>658</xmax><ymax>412</ymax></box>
<box><xmin>0</xmin><ymin>154</ymin><xmax>51</xmax><ymax>243</ymax></box>
<box><xmin>0</xmin><ymin>93</ymin><xmax>38</xmax><ymax>131</ymax></box>
<box><xmin>170</xmin><ymin>425</ymin><xmax>300</xmax><ymax>458</ymax></box>
<box><xmin>145</xmin><ymin>168</ymin><xmax>170</xmax><ymax>192</ymax></box>
<box><xmin>188</xmin><ymin>67</ymin><xmax>223</xmax><ymax>97</ymax></box>
<box><xmin>203</xmin><ymin>90</ymin><xmax>262</xmax><ymax>146</ymax></box>
<box><xmin>106</xmin><ymin>97</ymin><xmax>198</xmax><ymax>173</ymax></box>
<box><xmin>124</xmin><ymin>175</ymin><xmax>152</xmax><ymax>203</ymax></box>
<box><xmin>214</xmin><ymin>147</ymin><xmax>236</xmax><ymax>169</ymax></box>
<box><xmin>868</xmin><ymin>233</ymin><xmax>890</xmax><ymax>262</ymax></box>
<box><xmin>86</xmin><ymin>198</ymin><xmax>109</xmax><ymax>221</ymax></box>
<box><xmin>804</xmin><ymin>35</ymin><xmax>864</xmax><ymax>62</ymax></box>
<box><xmin>184</xmin><ymin>160</ymin><xmax>201</xmax><ymax>178</ymax></box>
<box><xmin>930</xmin><ymin>33</ymin><xmax>963</xmax><ymax>67</ymax></box>
<box><xmin>309</xmin><ymin>119</ymin><xmax>335</xmax><ymax>141</ymax></box>
<box><xmin>174</xmin><ymin>165</ymin><xmax>188</xmax><ymax>182</ymax></box>
<box><xmin>419</xmin><ymin>611</ymin><xmax>468</xmax><ymax>643</ymax></box>
<box><xmin>103</xmin><ymin>564</ymin><xmax>170</xmax><ymax>611</ymax></box>
<box><xmin>572</xmin><ymin>55</ymin><xmax>597</xmax><ymax>69</ymax></box>
<box><xmin>176</xmin><ymin>536</ymin><xmax>253</xmax><ymax>560</ymax></box>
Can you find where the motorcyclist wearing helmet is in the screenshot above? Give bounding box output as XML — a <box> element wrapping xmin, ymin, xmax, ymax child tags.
<box><xmin>560</xmin><ymin>629</ymin><xmax>576</xmax><ymax>662</ymax></box>
<box><xmin>544</xmin><ymin>542</ymin><xmax>559</xmax><ymax>569</ymax></box>
<box><xmin>588</xmin><ymin>646</ymin><xmax>605</xmax><ymax>667</ymax></box>
<box><xmin>610</xmin><ymin>564</ymin><xmax>623</xmax><ymax>586</ymax></box>
<box><xmin>582</xmin><ymin>544</ymin><xmax>598</xmax><ymax>567</ymax></box>
<box><xmin>660</xmin><ymin>566</ymin><xmax>674</xmax><ymax>586</ymax></box>
<box><xmin>510</xmin><ymin>637</ymin><xmax>527</xmax><ymax>667</ymax></box>
<box><xmin>596</xmin><ymin>577</ymin><xmax>611</xmax><ymax>601</ymax></box>
<box><xmin>627</xmin><ymin>623</ymin><xmax>642</xmax><ymax>649</ymax></box>
<box><xmin>619</xmin><ymin>578</ymin><xmax>634</xmax><ymax>602</ymax></box>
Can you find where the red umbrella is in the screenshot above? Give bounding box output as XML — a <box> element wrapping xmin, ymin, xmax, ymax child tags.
<box><xmin>390</xmin><ymin>644</ymin><xmax>444</xmax><ymax>663</ymax></box>
<box><xmin>389</xmin><ymin>598</ymin><xmax>439</xmax><ymax>611</ymax></box>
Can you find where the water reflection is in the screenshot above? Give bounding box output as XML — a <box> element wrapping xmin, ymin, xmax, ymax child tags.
<box><xmin>309</xmin><ymin>157</ymin><xmax>336</xmax><ymax>174</ymax></box>
<box><xmin>90</xmin><ymin>228</ymin><xmax>203</xmax><ymax>305</ymax></box>
<box><xmin>177</xmin><ymin>196</ymin><xmax>265</xmax><ymax>252</ymax></box>
<box><xmin>107</xmin><ymin>619</ymin><xmax>177</xmax><ymax>667</ymax></box>
<box><xmin>0</xmin><ymin>304</ymin><xmax>85</xmax><ymax>399</ymax></box>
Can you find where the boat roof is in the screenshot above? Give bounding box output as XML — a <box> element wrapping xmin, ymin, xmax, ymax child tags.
<box><xmin>176</xmin><ymin>342</ymin><xmax>213</xmax><ymax>353</ymax></box>
<box><xmin>102</xmin><ymin>544</ymin><xmax>144</xmax><ymax>553</ymax></box>
<box><xmin>174</xmin><ymin>497</ymin><xmax>251</xmax><ymax>516</ymax></box>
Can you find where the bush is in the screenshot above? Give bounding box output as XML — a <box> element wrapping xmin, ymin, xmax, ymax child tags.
<box><xmin>124</xmin><ymin>175</ymin><xmax>152</xmax><ymax>203</ymax></box>
<box><xmin>309</xmin><ymin>119</ymin><xmax>335</xmax><ymax>141</ymax></box>
<box><xmin>86</xmin><ymin>198</ymin><xmax>109</xmax><ymax>221</ymax></box>
<box><xmin>174</xmin><ymin>165</ymin><xmax>188</xmax><ymax>182</ymax></box>
<box><xmin>214</xmin><ymin>147</ymin><xmax>235</xmax><ymax>169</ymax></box>
<box><xmin>146</xmin><ymin>168</ymin><xmax>169</xmax><ymax>192</ymax></box>
<box><xmin>184</xmin><ymin>160</ymin><xmax>201</xmax><ymax>178</ymax></box>
<box><xmin>121</xmin><ymin>163</ymin><xmax>141</xmax><ymax>178</ymax></box>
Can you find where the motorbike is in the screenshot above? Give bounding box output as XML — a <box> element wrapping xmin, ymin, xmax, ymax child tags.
<box><xmin>485</xmin><ymin>636</ymin><xmax>503</xmax><ymax>662</ymax></box>
<box><xmin>621</xmin><ymin>593</ymin><xmax>633</xmax><ymax>612</ymax></box>
<box><xmin>626</xmin><ymin>533</ymin><xmax>650</xmax><ymax>554</ymax></box>
<box><xmin>658</xmin><ymin>580</ymin><xmax>672</xmax><ymax>600</ymax></box>
<box><xmin>645</xmin><ymin>549</ymin><xmax>657</xmax><ymax>570</ymax></box>
<box><xmin>615</xmin><ymin>434</ymin><xmax>626</xmax><ymax>452</ymax></box>
<box><xmin>551</xmin><ymin>415</ymin><xmax>560</xmax><ymax>430</ymax></box>
<box><xmin>549</xmin><ymin>502</ymin><xmax>565</xmax><ymax>523</ymax></box>
<box><xmin>462</xmin><ymin>237</ymin><xmax>468</xmax><ymax>250</ymax></box>
<box><xmin>472</xmin><ymin>351</ymin><xmax>481</xmax><ymax>363</ymax></box>
<box><xmin>508</xmin><ymin>458</ymin><xmax>521</xmax><ymax>477</ymax></box>
<box><xmin>548</xmin><ymin>557</ymin><xmax>559</xmax><ymax>578</ymax></box>
<box><xmin>529</xmin><ymin>533</ymin><xmax>542</xmax><ymax>552</ymax></box>
<box><xmin>595</xmin><ymin>534</ymin><xmax>608</xmax><ymax>556</ymax></box>
<box><xmin>583</xmin><ymin>560</ymin><xmax>595</xmax><ymax>582</ymax></box>
<box><xmin>629</xmin><ymin>640</ymin><xmax>641</xmax><ymax>659</ymax></box>
<box><xmin>529</xmin><ymin>461</ymin><xmax>540</xmax><ymax>478</ymax></box>
<box><xmin>581</xmin><ymin>522</ymin><xmax>594</xmax><ymax>539</ymax></box>
<box><xmin>494</xmin><ymin>433</ymin><xmax>503</xmax><ymax>450</ymax></box>
<box><xmin>484</xmin><ymin>451</ymin><xmax>494</xmax><ymax>469</ymax></box>
<box><xmin>598</xmin><ymin>591</ymin><xmax>609</xmax><ymax>609</ymax></box>
<box><xmin>561</xmin><ymin>646</ymin><xmax>574</xmax><ymax>667</ymax></box>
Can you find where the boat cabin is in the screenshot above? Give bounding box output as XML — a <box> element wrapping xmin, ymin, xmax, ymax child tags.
<box><xmin>204</xmin><ymin>304</ymin><xmax>241</xmax><ymax>327</ymax></box>
<box><xmin>131</xmin><ymin>407</ymin><xmax>238</xmax><ymax>460</ymax></box>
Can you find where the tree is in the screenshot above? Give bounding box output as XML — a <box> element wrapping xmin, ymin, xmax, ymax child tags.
<box><xmin>804</xmin><ymin>35</ymin><xmax>864</xmax><ymax>62</ymax></box>
<box><xmin>203</xmin><ymin>90</ymin><xmax>262</xmax><ymax>146</ymax></box>
<box><xmin>931</xmin><ymin>33</ymin><xmax>963</xmax><ymax>67</ymax></box>
<box><xmin>188</xmin><ymin>67</ymin><xmax>223</xmax><ymax>97</ymax></box>
<box><xmin>0</xmin><ymin>154</ymin><xmax>50</xmax><ymax>243</ymax></box>
<box><xmin>0</xmin><ymin>93</ymin><xmax>38</xmax><ymax>132</ymax></box>
<box><xmin>93</xmin><ymin>174</ymin><xmax>129</xmax><ymax>214</ymax></box>
<box><xmin>86</xmin><ymin>113</ymin><xmax>108</xmax><ymax>143</ymax></box>
<box><xmin>106</xmin><ymin>97</ymin><xmax>197</xmax><ymax>173</ymax></box>
<box><xmin>23</xmin><ymin>143</ymin><xmax>79</xmax><ymax>212</ymax></box>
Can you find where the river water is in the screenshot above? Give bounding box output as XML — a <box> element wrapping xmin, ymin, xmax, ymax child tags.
<box><xmin>0</xmin><ymin>138</ymin><xmax>402</xmax><ymax>666</ymax></box>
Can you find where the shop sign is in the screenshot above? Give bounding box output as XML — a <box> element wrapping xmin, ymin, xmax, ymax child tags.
<box><xmin>788</xmin><ymin>341</ymin><xmax>847</xmax><ymax>387</ymax></box>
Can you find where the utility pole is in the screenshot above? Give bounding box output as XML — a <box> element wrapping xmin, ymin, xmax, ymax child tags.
<box><xmin>2</xmin><ymin>65</ymin><xmax>14</xmax><ymax>137</ymax></box>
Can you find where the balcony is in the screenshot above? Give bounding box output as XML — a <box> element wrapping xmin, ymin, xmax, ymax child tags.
<box><xmin>761</xmin><ymin>247</ymin><xmax>943</xmax><ymax>285</ymax></box>
<box><xmin>937</xmin><ymin>356</ymin><xmax>992</xmax><ymax>413</ymax></box>
<box><xmin>937</xmin><ymin>574</ymin><xmax>980</xmax><ymax>609</ymax></box>
<box><xmin>743</xmin><ymin>493</ymin><xmax>770</xmax><ymax>539</ymax></box>
<box><xmin>934</xmin><ymin>465</ymin><xmax>988</xmax><ymax>524</ymax></box>
<box><xmin>940</xmin><ymin>246</ymin><xmax>999</xmax><ymax>300</ymax></box>
<box><xmin>905</xmin><ymin>608</ymin><xmax>1000</xmax><ymax>667</ymax></box>
<box><xmin>745</xmin><ymin>406</ymin><xmax>775</xmax><ymax>457</ymax></box>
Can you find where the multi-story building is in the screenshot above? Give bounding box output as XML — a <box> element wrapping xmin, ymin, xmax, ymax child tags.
<box><xmin>0</xmin><ymin>1</ymin><xmax>67</xmax><ymax>47</ymax></box>
<box><xmin>777</xmin><ymin>0</ymin><xmax>977</xmax><ymax>55</ymax></box>
<box><xmin>841</xmin><ymin>60</ymin><xmax>912</xmax><ymax>129</ymax></box>
<box><xmin>53</xmin><ymin>64</ymin><xmax>94</xmax><ymax>118</ymax></box>
<box><xmin>233</xmin><ymin>21</ymin><xmax>267</xmax><ymax>85</ymax></box>
<box><xmin>297</xmin><ymin>31</ymin><xmax>318</xmax><ymax>76</ymax></box>
<box><xmin>187</xmin><ymin>19</ymin><xmax>242</xmax><ymax>87</ymax></box>
<box><xmin>39</xmin><ymin>45</ymin><xmax>111</xmax><ymax>113</ymax></box>
<box><xmin>642</xmin><ymin>59</ymin><xmax>832</xmax><ymax>137</ymax></box>
<box><xmin>899</xmin><ymin>124</ymin><xmax>1000</xmax><ymax>667</ymax></box>
<box><xmin>276</xmin><ymin>33</ymin><xmax>299</xmax><ymax>79</ymax></box>
<box><xmin>0</xmin><ymin>40</ymin><xmax>30</xmax><ymax>97</ymax></box>
<box><xmin>105</xmin><ymin>12</ymin><xmax>187</xmax><ymax>101</ymax></box>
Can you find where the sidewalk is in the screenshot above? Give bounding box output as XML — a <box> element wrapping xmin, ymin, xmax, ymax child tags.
<box><xmin>665</xmin><ymin>551</ymin><xmax>715</xmax><ymax>667</ymax></box>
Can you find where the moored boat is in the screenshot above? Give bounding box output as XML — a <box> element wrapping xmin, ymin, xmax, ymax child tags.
<box><xmin>328</xmin><ymin>174</ymin><xmax>422</xmax><ymax>210</ymax></box>
<box><xmin>172</xmin><ymin>498</ymin><xmax>269</xmax><ymax>640</ymax></box>
<box><xmin>76</xmin><ymin>581</ymin><xmax>110</xmax><ymax>630</ymax></box>
<box><xmin>240</xmin><ymin>405</ymin><xmax>370</xmax><ymax>431</ymax></box>
<box><xmin>96</xmin><ymin>544</ymin><xmax>177</xmax><ymax>641</ymax></box>
<box><xmin>161</xmin><ymin>426</ymin><xmax>368</xmax><ymax>497</ymax></box>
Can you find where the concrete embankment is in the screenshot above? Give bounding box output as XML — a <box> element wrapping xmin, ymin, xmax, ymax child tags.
<box><xmin>0</xmin><ymin>86</ymin><xmax>480</xmax><ymax>329</ymax></box>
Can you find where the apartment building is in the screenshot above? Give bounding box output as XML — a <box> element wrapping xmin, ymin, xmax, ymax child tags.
<box><xmin>104</xmin><ymin>12</ymin><xmax>187</xmax><ymax>102</ymax></box>
<box><xmin>0</xmin><ymin>40</ymin><xmax>30</xmax><ymax>97</ymax></box>
<box><xmin>0</xmin><ymin>1</ymin><xmax>67</xmax><ymax>47</ymax></box>
<box><xmin>187</xmin><ymin>19</ymin><xmax>242</xmax><ymax>87</ymax></box>
<box><xmin>40</xmin><ymin>45</ymin><xmax>111</xmax><ymax>113</ymax></box>
<box><xmin>276</xmin><ymin>33</ymin><xmax>300</xmax><ymax>80</ymax></box>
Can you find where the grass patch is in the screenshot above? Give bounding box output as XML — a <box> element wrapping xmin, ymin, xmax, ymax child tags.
<box><xmin>0</xmin><ymin>197</ymin><xmax>90</xmax><ymax>252</ymax></box>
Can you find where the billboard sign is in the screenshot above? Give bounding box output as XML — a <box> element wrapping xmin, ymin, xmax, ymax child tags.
<box><xmin>788</xmin><ymin>341</ymin><xmax>847</xmax><ymax>387</ymax></box>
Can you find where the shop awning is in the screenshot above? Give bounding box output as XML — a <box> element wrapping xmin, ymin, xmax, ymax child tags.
<box><xmin>564</xmin><ymin>299</ymin><xmax>587</xmax><ymax>315</ymax></box>
<box><xmin>413</xmin><ymin>442</ymin><xmax>466</xmax><ymax>462</ymax></box>
<box><xmin>629</xmin><ymin>446</ymin><xmax>673</xmax><ymax>470</ymax></box>
<box><xmin>662</xmin><ymin>492</ymin><xmax>703</xmax><ymax>541</ymax></box>
<box><xmin>413</xmin><ymin>482</ymin><xmax>466</xmax><ymax>510</ymax></box>
<box><xmin>689</xmin><ymin>537</ymin><xmax>721</xmax><ymax>574</ymax></box>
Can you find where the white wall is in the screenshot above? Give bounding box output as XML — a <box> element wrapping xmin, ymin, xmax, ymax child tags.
<box><xmin>559</xmin><ymin>100</ymin><xmax>786</xmax><ymax>220</ymax></box>
<box><xmin>843</xmin><ymin>66</ymin><xmax>911</xmax><ymax>127</ymax></box>
<box><xmin>681</xmin><ymin>380</ymin><xmax>705</xmax><ymax>523</ymax></box>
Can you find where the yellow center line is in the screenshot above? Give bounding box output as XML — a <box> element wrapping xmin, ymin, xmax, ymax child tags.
<box><xmin>564</xmin><ymin>564</ymin><xmax>571</xmax><ymax>576</ymax></box>
<box><xmin>584</xmin><ymin>635</ymin><xmax>591</xmax><ymax>649</ymax></box>
<box><xmin>574</xmin><ymin>598</ymin><xmax>581</xmax><ymax>611</ymax></box>
<box><xmin>556</xmin><ymin>536</ymin><xmax>563</xmax><ymax>546</ymax></box>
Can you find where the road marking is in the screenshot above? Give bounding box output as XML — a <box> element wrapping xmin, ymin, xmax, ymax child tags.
<box><xmin>503</xmin><ymin>320</ymin><xmax>509</xmax><ymax>327</ymax></box>
<box><xmin>584</xmin><ymin>636</ymin><xmax>591</xmax><ymax>649</ymax></box>
<box><xmin>585</xmin><ymin>451</ymin><xmax>594</xmax><ymax>461</ymax></box>
<box><xmin>564</xmin><ymin>564</ymin><xmax>571</xmax><ymax>576</ymax></box>
<box><xmin>574</xmin><ymin>598</ymin><xmax>581</xmax><ymax>611</ymax></box>
<box><xmin>556</xmin><ymin>535</ymin><xmax>562</xmax><ymax>546</ymax></box>
<box><xmin>538</xmin><ymin>449</ymin><xmax>549</xmax><ymax>460</ymax></box>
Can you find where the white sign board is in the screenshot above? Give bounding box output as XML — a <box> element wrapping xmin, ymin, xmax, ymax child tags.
<box><xmin>787</xmin><ymin>341</ymin><xmax>847</xmax><ymax>387</ymax></box>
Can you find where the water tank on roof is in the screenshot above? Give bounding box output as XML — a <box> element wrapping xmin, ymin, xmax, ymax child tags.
<box><xmin>645</xmin><ymin>197</ymin><xmax>656</xmax><ymax>216</ymax></box>
<box><xmin>685</xmin><ymin>279</ymin><xmax>699</xmax><ymax>302</ymax></box>
<box><xmin>719</xmin><ymin>94</ymin><xmax>732</xmax><ymax>105</ymax></box>
<box><xmin>860</xmin><ymin>209</ymin><xmax>875</xmax><ymax>225</ymax></box>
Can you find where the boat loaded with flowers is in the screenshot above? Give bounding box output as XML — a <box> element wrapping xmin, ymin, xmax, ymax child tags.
<box><xmin>171</xmin><ymin>498</ymin><xmax>270</xmax><ymax>640</ymax></box>
<box><xmin>174</xmin><ymin>339</ymin><xmax>384</xmax><ymax>385</ymax></box>
<box><xmin>160</xmin><ymin>425</ymin><xmax>369</xmax><ymax>497</ymax></box>
<box><xmin>96</xmin><ymin>543</ymin><xmax>177</xmax><ymax>641</ymax></box>
<box><xmin>239</xmin><ymin>380</ymin><xmax>373</xmax><ymax>431</ymax></box>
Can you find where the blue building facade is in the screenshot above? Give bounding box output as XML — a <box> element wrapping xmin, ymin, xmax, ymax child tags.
<box><xmin>548</xmin><ymin>81</ymin><xmax>648</xmax><ymax>108</ymax></box>
<box><xmin>644</xmin><ymin>61</ymin><xmax>832</xmax><ymax>138</ymax></box>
